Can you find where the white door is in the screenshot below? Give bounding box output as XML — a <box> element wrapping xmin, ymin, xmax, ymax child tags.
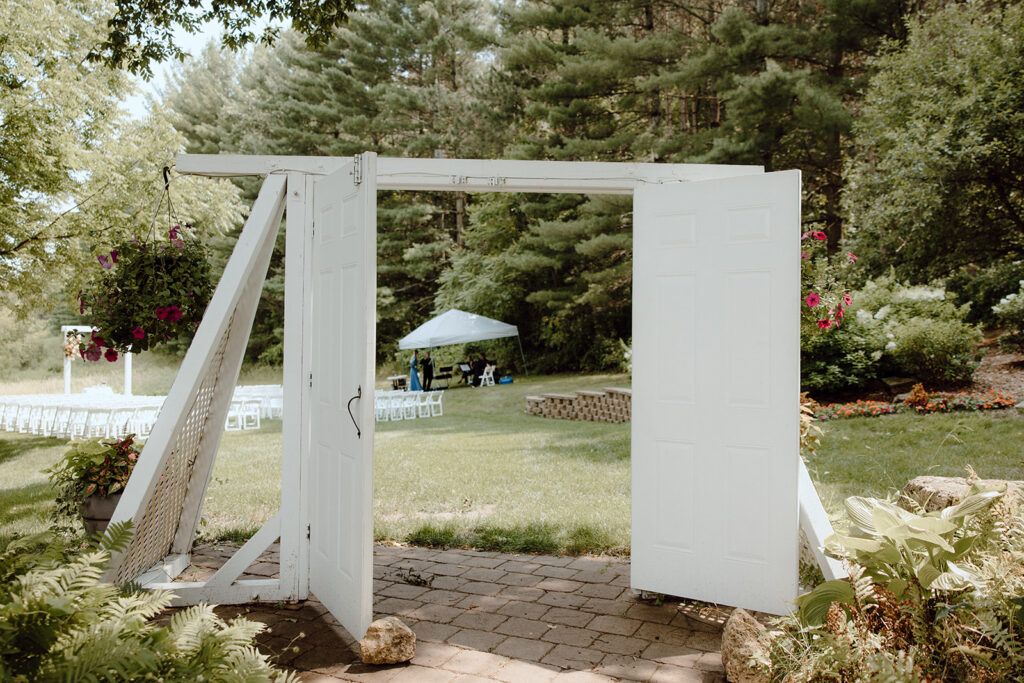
<box><xmin>631</xmin><ymin>170</ymin><xmax>800</xmax><ymax>615</ymax></box>
<box><xmin>309</xmin><ymin>154</ymin><xmax>377</xmax><ymax>638</ymax></box>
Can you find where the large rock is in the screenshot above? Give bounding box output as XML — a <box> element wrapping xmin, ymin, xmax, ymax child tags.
<box><xmin>721</xmin><ymin>608</ymin><xmax>770</xmax><ymax>683</ymax></box>
<box><xmin>359</xmin><ymin>616</ymin><xmax>416</xmax><ymax>664</ymax></box>
<box><xmin>900</xmin><ymin>476</ymin><xmax>1024</xmax><ymax>512</ymax></box>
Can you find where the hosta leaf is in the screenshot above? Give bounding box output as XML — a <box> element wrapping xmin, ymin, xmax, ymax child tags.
<box><xmin>794</xmin><ymin>579</ymin><xmax>856</xmax><ymax>626</ymax></box>
<box><xmin>827</xmin><ymin>534</ymin><xmax>883</xmax><ymax>555</ymax></box>
<box><xmin>940</xmin><ymin>489</ymin><xmax>1003</xmax><ymax>519</ymax></box>
<box><xmin>916</xmin><ymin>562</ymin><xmax>941</xmax><ymax>589</ymax></box>
<box><xmin>872</xmin><ymin>506</ymin><xmax>906</xmax><ymax>534</ymax></box>
<box><xmin>908</xmin><ymin>516</ymin><xmax>956</xmax><ymax>535</ymax></box>
<box><xmin>887</xmin><ymin>577</ymin><xmax>908</xmax><ymax>599</ymax></box>
<box><xmin>845</xmin><ymin>497</ymin><xmax>881</xmax><ymax>534</ymax></box>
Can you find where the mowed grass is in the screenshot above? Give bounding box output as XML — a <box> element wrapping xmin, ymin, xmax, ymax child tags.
<box><xmin>807</xmin><ymin>410</ymin><xmax>1024</xmax><ymax>518</ymax></box>
<box><xmin>6</xmin><ymin>365</ymin><xmax>1024</xmax><ymax>555</ymax></box>
<box><xmin>373</xmin><ymin>374</ymin><xmax>631</xmax><ymax>554</ymax></box>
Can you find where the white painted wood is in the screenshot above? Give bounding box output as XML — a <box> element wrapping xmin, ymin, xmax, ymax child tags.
<box><xmin>151</xmin><ymin>579</ymin><xmax>288</xmax><ymax>606</ymax></box>
<box><xmin>105</xmin><ymin>175</ymin><xmax>287</xmax><ymax>582</ymax></box>
<box><xmin>171</xmin><ymin>219</ymin><xmax>282</xmax><ymax>555</ymax></box>
<box><xmin>631</xmin><ymin>171</ymin><xmax>801</xmax><ymax>615</ymax></box>
<box><xmin>176</xmin><ymin>154</ymin><xmax>762</xmax><ymax>193</ymax></box>
<box><xmin>798</xmin><ymin>459</ymin><xmax>847</xmax><ymax>581</ymax></box>
<box><xmin>123</xmin><ymin>353</ymin><xmax>133</xmax><ymax>396</ymax></box>
<box><xmin>204</xmin><ymin>512</ymin><xmax>282</xmax><ymax>589</ymax></box>
<box><xmin>135</xmin><ymin>554</ymin><xmax>191</xmax><ymax>586</ymax></box>
<box><xmin>308</xmin><ymin>155</ymin><xmax>377</xmax><ymax>639</ymax></box>
<box><xmin>280</xmin><ymin>173</ymin><xmax>311</xmax><ymax>601</ymax></box>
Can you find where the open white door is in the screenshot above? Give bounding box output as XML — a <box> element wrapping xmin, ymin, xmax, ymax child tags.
<box><xmin>309</xmin><ymin>154</ymin><xmax>377</xmax><ymax>638</ymax></box>
<box><xmin>631</xmin><ymin>170</ymin><xmax>800</xmax><ymax>615</ymax></box>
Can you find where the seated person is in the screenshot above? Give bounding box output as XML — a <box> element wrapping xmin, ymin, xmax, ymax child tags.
<box><xmin>471</xmin><ymin>353</ymin><xmax>488</xmax><ymax>386</ymax></box>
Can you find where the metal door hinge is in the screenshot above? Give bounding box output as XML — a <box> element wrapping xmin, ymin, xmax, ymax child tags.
<box><xmin>309</xmin><ymin>372</ymin><xmax>313</xmax><ymax>388</ymax></box>
<box><xmin>306</xmin><ymin>524</ymin><xmax>311</xmax><ymax>540</ymax></box>
<box><xmin>353</xmin><ymin>153</ymin><xmax>362</xmax><ymax>185</ymax></box>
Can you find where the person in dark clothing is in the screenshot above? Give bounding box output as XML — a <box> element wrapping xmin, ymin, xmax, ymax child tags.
<box><xmin>422</xmin><ymin>350</ymin><xmax>434</xmax><ymax>390</ymax></box>
<box><xmin>471</xmin><ymin>353</ymin><xmax>487</xmax><ymax>387</ymax></box>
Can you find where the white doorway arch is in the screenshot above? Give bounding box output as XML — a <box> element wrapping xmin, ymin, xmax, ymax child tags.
<box><xmin>106</xmin><ymin>154</ymin><xmax>842</xmax><ymax>640</ymax></box>
<box><xmin>60</xmin><ymin>325</ymin><xmax>134</xmax><ymax>396</ymax></box>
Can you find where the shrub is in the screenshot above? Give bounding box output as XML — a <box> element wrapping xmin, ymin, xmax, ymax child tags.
<box><xmin>45</xmin><ymin>436</ymin><xmax>140</xmax><ymax>532</ymax></box>
<box><xmin>992</xmin><ymin>280</ymin><xmax>1024</xmax><ymax>351</ymax></box>
<box><xmin>0</xmin><ymin>524</ymin><xmax>296</xmax><ymax>682</ymax></box>
<box><xmin>889</xmin><ymin>317</ymin><xmax>981</xmax><ymax>384</ymax></box>
<box><xmin>800</xmin><ymin>318</ymin><xmax>883</xmax><ymax>393</ymax></box>
<box><xmin>947</xmin><ymin>260</ymin><xmax>1024</xmax><ymax>325</ymax></box>
<box><xmin>768</xmin><ymin>483</ymin><xmax>1024</xmax><ymax>681</ymax></box>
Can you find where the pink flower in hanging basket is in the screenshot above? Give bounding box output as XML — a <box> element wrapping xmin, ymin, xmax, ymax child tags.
<box><xmin>104</xmin><ymin>348</ymin><xmax>118</xmax><ymax>362</ymax></box>
<box><xmin>84</xmin><ymin>343</ymin><xmax>102</xmax><ymax>361</ymax></box>
<box><xmin>843</xmin><ymin>293</ymin><xmax>852</xmax><ymax>306</ymax></box>
<box><xmin>132</xmin><ymin>327</ymin><xmax>145</xmax><ymax>339</ymax></box>
<box><xmin>813</xmin><ymin>231</ymin><xmax>827</xmax><ymax>241</ymax></box>
<box><xmin>817</xmin><ymin>319</ymin><xmax>832</xmax><ymax>329</ymax></box>
<box><xmin>90</xmin><ymin>332</ymin><xmax>105</xmax><ymax>348</ymax></box>
<box><xmin>155</xmin><ymin>307</ymin><xmax>168</xmax><ymax>320</ymax></box>
<box><xmin>97</xmin><ymin>254</ymin><xmax>112</xmax><ymax>269</ymax></box>
<box><xmin>805</xmin><ymin>292</ymin><xmax>820</xmax><ymax>308</ymax></box>
<box><xmin>166</xmin><ymin>305</ymin><xmax>183</xmax><ymax>323</ymax></box>
<box><xmin>110</xmin><ymin>249</ymin><xmax>119</xmax><ymax>263</ymax></box>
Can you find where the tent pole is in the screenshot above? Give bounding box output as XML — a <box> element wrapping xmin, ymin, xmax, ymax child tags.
<box><xmin>516</xmin><ymin>336</ymin><xmax>527</xmax><ymax>375</ymax></box>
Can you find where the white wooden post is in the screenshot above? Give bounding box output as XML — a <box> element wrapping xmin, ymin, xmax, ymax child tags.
<box><xmin>64</xmin><ymin>356</ymin><xmax>71</xmax><ymax>395</ymax></box>
<box><xmin>124</xmin><ymin>353</ymin><xmax>133</xmax><ymax>396</ymax></box>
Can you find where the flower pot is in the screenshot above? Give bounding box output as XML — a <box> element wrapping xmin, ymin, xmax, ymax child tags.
<box><xmin>79</xmin><ymin>493</ymin><xmax>122</xmax><ymax>535</ymax></box>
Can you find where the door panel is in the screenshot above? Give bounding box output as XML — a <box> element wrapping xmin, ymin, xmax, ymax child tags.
<box><xmin>309</xmin><ymin>155</ymin><xmax>377</xmax><ymax>638</ymax></box>
<box><xmin>631</xmin><ymin>171</ymin><xmax>800</xmax><ymax>615</ymax></box>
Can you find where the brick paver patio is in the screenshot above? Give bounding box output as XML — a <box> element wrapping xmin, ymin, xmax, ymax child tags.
<box><xmin>182</xmin><ymin>543</ymin><xmax>728</xmax><ymax>682</ymax></box>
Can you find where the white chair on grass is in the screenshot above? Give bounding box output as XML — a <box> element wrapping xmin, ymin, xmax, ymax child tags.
<box><xmin>389</xmin><ymin>395</ymin><xmax>405</xmax><ymax>421</ymax></box>
<box><xmin>426</xmin><ymin>391</ymin><xmax>444</xmax><ymax>417</ymax></box>
<box><xmin>479</xmin><ymin>365</ymin><xmax>496</xmax><ymax>387</ymax></box>
<box><xmin>402</xmin><ymin>393</ymin><xmax>419</xmax><ymax>420</ymax></box>
<box><xmin>417</xmin><ymin>392</ymin><xmax>431</xmax><ymax>418</ymax></box>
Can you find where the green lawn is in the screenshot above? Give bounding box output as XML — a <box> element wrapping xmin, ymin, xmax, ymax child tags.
<box><xmin>806</xmin><ymin>411</ymin><xmax>1024</xmax><ymax>518</ymax></box>
<box><xmin>4</xmin><ymin>370</ymin><xmax>1024</xmax><ymax>554</ymax></box>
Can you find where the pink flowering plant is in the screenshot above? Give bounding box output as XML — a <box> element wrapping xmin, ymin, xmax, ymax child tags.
<box><xmin>77</xmin><ymin>225</ymin><xmax>212</xmax><ymax>360</ymax></box>
<box><xmin>801</xmin><ymin>230</ymin><xmax>858</xmax><ymax>332</ymax></box>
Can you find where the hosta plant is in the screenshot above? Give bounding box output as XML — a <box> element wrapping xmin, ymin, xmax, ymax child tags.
<box><xmin>768</xmin><ymin>482</ymin><xmax>1024</xmax><ymax>682</ymax></box>
<box><xmin>0</xmin><ymin>523</ymin><xmax>297</xmax><ymax>682</ymax></box>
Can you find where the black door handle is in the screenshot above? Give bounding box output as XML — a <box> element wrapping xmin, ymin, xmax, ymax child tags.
<box><xmin>346</xmin><ymin>385</ymin><xmax>362</xmax><ymax>439</ymax></box>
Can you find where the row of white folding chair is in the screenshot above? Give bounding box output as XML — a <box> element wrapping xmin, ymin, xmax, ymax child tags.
<box><xmin>232</xmin><ymin>385</ymin><xmax>284</xmax><ymax>418</ymax></box>
<box><xmin>225</xmin><ymin>399</ymin><xmax>262</xmax><ymax>431</ymax></box>
<box><xmin>374</xmin><ymin>391</ymin><xmax>443</xmax><ymax>422</ymax></box>
<box><xmin>0</xmin><ymin>395</ymin><xmax>163</xmax><ymax>439</ymax></box>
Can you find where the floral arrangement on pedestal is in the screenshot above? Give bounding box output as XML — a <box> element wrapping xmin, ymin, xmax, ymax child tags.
<box><xmin>77</xmin><ymin>223</ymin><xmax>212</xmax><ymax>361</ymax></box>
<box><xmin>45</xmin><ymin>435</ymin><xmax>142</xmax><ymax>534</ymax></box>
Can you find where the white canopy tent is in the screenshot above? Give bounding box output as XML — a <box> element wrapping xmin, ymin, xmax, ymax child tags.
<box><xmin>398</xmin><ymin>309</ymin><xmax>518</xmax><ymax>349</ymax></box>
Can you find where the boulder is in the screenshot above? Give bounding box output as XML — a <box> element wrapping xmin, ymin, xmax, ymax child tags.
<box><xmin>359</xmin><ymin>616</ymin><xmax>416</xmax><ymax>665</ymax></box>
<box><xmin>721</xmin><ymin>608</ymin><xmax>771</xmax><ymax>683</ymax></box>
<box><xmin>900</xmin><ymin>476</ymin><xmax>1024</xmax><ymax>512</ymax></box>
<box><xmin>881</xmin><ymin>377</ymin><xmax>917</xmax><ymax>395</ymax></box>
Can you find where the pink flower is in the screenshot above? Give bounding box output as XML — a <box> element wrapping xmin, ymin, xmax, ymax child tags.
<box><xmin>166</xmin><ymin>305</ymin><xmax>183</xmax><ymax>323</ymax></box>
<box><xmin>805</xmin><ymin>292</ymin><xmax>820</xmax><ymax>308</ymax></box>
<box><xmin>801</xmin><ymin>251</ymin><xmax>809</xmax><ymax>259</ymax></box>
<box><xmin>169</xmin><ymin>225</ymin><xmax>180</xmax><ymax>240</ymax></box>
<box><xmin>817</xmin><ymin>319</ymin><xmax>832</xmax><ymax>329</ymax></box>
<box><xmin>84</xmin><ymin>343</ymin><xmax>102</xmax><ymax>362</ymax></box>
<box><xmin>847</xmin><ymin>252</ymin><xmax>858</xmax><ymax>262</ymax></box>
<box><xmin>843</xmin><ymin>293</ymin><xmax>852</xmax><ymax>306</ymax></box>
<box><xmin>97</xmin><ymin>254</ymin><xmax>111</xmax><ymax>269</ymax></box>
<box><xmin>801</xmin><ymin>231</ymin><xmax>812</xmax><ymax>241</ymax></box>
<box><xmin>173</xmin><ymin>239</ymin><xmax>185</xmax><ymax>249</ymax></box>
<box><xmin>110</xmin><ymin>249</ymin><xmax>119</xmax><ymax>263</ymax></box>
<box><xmin>813</xmin><ymin>231</ymin><xmax>827</xmax><ymax>241</ymax></box>
<box><xmin>835</xmin><ymin>305</ymin><xmax>844</xmax><ymax>319</ymax></box>
<box><xmin>104</xmin><ymin>348</ymin><xmax>118</xmax><ymax>362</ymax></box>
<box><xmin>132</xmin><ymin>327</ymin><xmax>145</xmax><ymax>339</ymax></box>
<box><xmin>155</xmin><ymin>307</ymin><xmax>168</xmax><ymax>320</ymax></box>
<box><xmin>90</xmin><ymin>332</ymin><xmax>105</xmax><ymax>348</ymax></box>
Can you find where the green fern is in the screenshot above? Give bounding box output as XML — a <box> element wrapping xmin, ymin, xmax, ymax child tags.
<box><xmin>0</xmin><ymin>528</ymin><xmax>297</xmax><ymax>682</ymax></box>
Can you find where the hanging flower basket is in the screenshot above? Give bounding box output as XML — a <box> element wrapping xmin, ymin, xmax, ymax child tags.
<box><xmin>78</xmin><ymin>224</ymin><xmax>213</xmax><ymax>361</ymax></box>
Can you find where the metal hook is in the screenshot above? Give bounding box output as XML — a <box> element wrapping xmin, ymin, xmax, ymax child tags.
<box><xmin>346</xmin><ymin>385</ymin><xmax>362</xmax><ymax>439</ymax></box>
<box><xmin>162</xmin><ymin>165</ymin><xmax>171</xmax><ymax>190</ymax></box>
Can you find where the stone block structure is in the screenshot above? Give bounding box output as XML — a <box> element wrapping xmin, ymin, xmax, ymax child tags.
<box><xmin>525</xmin><ymin>388</ymin><xmax>632</xmax><ymax>423</ymax></box>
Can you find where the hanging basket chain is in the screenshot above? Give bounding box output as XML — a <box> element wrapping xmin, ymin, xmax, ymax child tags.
<box><xmin>148</xmin><ymin>165</ymin><xmax>183</xmax><ymax>242</ymax></box>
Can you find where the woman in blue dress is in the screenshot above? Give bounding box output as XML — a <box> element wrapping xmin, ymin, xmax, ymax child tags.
<box><xmin>409</xmin><ymin>350</ymin><xmax>423</xmax><ymax>391</ymax></box>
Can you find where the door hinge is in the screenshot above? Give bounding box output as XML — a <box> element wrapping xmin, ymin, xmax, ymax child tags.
<box><xmin>352</xmin><ymin>153</ymin><xmax>362</xmax><ymax>186</ymax></box>
<box><xmin>306</xmin><ymin>524</ymin><xmax>311</xmax><ymax>540</ymax></box>
<box><xmin>308</xmin><ymin>372</ymin><xmax>313</xmax><ymax>388</ymax></box>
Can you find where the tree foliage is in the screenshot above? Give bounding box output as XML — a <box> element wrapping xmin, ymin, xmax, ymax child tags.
<box><xmin>93</xmin><ymin>0</ymin><xmax>356</xmax><ymax>77</ymax></box>
<box><xmin>845</xmin><ymin>3</ymin><xmax>1024</xmax><ymax>282</ymax></box>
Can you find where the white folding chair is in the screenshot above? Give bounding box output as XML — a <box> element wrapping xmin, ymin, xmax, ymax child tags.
<box><xmin>375</xmin><ymin>396</ymin><xmax>390</xmax><ymax>422</ymax></box>
<box><xmin>480</xmin><ymin>365</ymin><xmax>496</xmax><ymax>387</ymax></box>
<box><xmin>106</xmin><ymin>407</ymin><xmax>137</xmax><ymax>438</ymax></box>
<box><xmin>417</xmin><ymin>392</ymin><xmax>431</xmax><ymax>418</ymax></box>
<box><xmin>402</xmin><ymin>393</ymin><xmax>419</xmax><ymax>420</ymax></box>
<box><xmin>427</xmin><ymin>391</ymin><xmax>444</xmax><ymax>417</ymax></box>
